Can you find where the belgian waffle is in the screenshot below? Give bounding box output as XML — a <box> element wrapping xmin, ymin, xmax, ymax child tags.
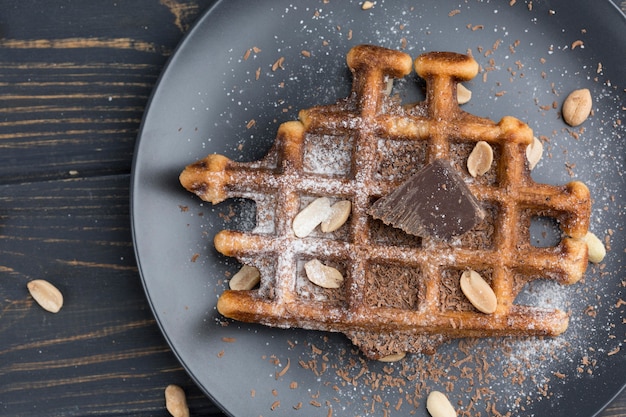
<box><xmin>180</xmin><ymin>44</ymin><xmax>591</xmax><ymax>359</ymax></box>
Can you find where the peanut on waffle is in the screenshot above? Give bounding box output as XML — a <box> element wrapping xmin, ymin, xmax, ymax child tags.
<box><xmin>180</xmin><ymin>44</ymin><xmax>591</xmax><ymax>360</ymax></box>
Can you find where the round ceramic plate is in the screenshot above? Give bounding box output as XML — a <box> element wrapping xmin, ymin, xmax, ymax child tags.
<box><xmin>131</xmin><ymin>1</ymin><xmax>626</xmax><ymax>416</ymax></box>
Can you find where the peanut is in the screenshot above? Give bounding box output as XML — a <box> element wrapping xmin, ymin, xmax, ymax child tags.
<box><xmin>456</xmin><ymin>83</ymin><xmax>472</xmax><ymax>104</ymax></box>
<box><xmin>304</xmin><ymin>259</ymin><xmax>344</xmax><ymax>289</ymax></box>
<box><xmin>292</xmin><ymin>197</ymin><xmax>332</xmax><ymax>238</ymax></box>
<box><xmin>526</xmin><ymin>136</ymin><xmax>543</xmax><ymax>170</ymax></box>
<box><xmin>582</xmin><ymin>231</ymin><xmax>606</xmax><ymax>264</ymax></box>
<box><xmin>165</xmin><ymin>384</ymin><xmax>189</xmax><ymax>417</ymax></box>
<box><xmin>426</xmin><ymin>391</ymin><xmax>457</xmax><ymax>417</ymax></box>
<box><xmin>27</xmin><ymin>279</ymin><xmax>63</xmax><ymax>313</ymax></box>
<box><xmin>229</xmin><ymin>265</ymin><xmax>260</xmax><ymax>290</ymax></box>
<box><xmin>460</xmin><ymin>270</ymin><xmax>497</xmax><ymax>314</ymax></box>
<box><xmin>467</xmin><ymin>141</ymin><xmax>493</xmax><ymax>177</ymax></box>
<box><xmin>562</xmin><ymin>88</ymin><xmax>592</xmax><ymax>126</ymax></box>
<box><xmin>321</xmin><ymin>200</ymin><xmax>351</xmax><ymax>233</ymax></box>
<box><xmin>378</xmin><ymin>352</ymin><xmax>406</xmax><ymax>362</ymax></box>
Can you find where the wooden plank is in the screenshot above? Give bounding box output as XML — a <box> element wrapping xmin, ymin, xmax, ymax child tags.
<box><xmin>0</xmin><ymin>0</ymin><xmax>212</xmax><ymax>184</ymax></box>
<box><xmin>0</xmin><ymin>59</ymin><xmax>159</xmax><ymax>182</ymax></box>
<box><xmin>0</xmin><ymin>175</ymin><xmax>222</xmax><ymax>416</ymax></box>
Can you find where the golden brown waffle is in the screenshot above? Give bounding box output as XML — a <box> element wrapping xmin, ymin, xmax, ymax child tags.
<box><xmin>180</xmin><ymin>44</ymin><xmax>591</xmax><ymax>359</ymax></box>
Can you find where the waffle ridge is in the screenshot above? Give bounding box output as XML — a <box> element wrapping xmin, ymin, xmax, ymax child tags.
<box><xmin>180</xmin><ymin>44</ymin><xmax>591</xmax><ymax>359</ymax></box>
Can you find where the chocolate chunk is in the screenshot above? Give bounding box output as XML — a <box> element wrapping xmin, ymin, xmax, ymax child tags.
<box><xmin>369</xmin><ymin>159</ymin><xmax>484</xmax><ymax>240</ymax></box>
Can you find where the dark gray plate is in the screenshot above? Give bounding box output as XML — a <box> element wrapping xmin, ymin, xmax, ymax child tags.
<box><xmin>131</xmin><ymin>1</ymin><xmax>626</xmax><ymax>416</ymax></box>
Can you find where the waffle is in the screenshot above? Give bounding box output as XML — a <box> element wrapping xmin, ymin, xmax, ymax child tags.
<box><xmin>180</xmin><ymin>44</ymin><xmax>592</xmax><ymax>359</ymax></box>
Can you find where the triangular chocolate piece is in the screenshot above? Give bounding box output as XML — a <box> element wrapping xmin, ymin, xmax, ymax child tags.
<box><xmin>369</xmin><ymin>159</ymin><xmax>484</xmax><ymax>240</ymax></box>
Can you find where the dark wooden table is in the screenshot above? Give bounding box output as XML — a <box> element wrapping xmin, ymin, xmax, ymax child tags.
<box><xmin>0</xmin><ymin>1</ymin><xmax>624</xmax><ymax>416</ymax></box>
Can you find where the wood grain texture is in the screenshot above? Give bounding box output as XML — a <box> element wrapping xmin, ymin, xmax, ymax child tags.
<box><xmin>0</xmin><ymin>176</ymin><xmax>221</xmax><ymax>416</ymax></box>
<box><xmin>0</xmin><ymin>0</ymin><xmax>210</xmax><ymax>184</ymax></box>
<box><xmin>0</xmin><ymin>1</ymin><xmax>223</xmax><ymax>415</ymax></box>
<box><xmin>0</xmin><ymin>0</ymin><xmax>624</xmax><ymax>416</ymax></box>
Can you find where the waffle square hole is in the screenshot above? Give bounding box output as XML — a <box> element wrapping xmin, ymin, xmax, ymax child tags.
<box><xmin>518</xmin><ymin>209</ymin><xmax>563</xmax><ymax>248</ymax></box>
<box><xmin>512</xmin><ymin>276</ymin><xmax>570</xmax><ymax>311</ymax></box>
<box><xmin>239</xmin><ymin>256</ymin><xmax>277</xmax><ymax>300</ymax></box>
<box><xmin>295</xmin><ymin>257</ymin><xmax>348</xmax><ymax>307</ymax></box>
<box><xmin>529</xmin><ymin>216</ymin><xmax>562</xmax><ymax>248</ymax></box>
<box><xmin>440</xmin><ymin>267</ymin><xmax>494</xmax><ymax>312</ymax></box>
<box><xmin>365</xmin><ymin>262</ymin><xmax>424</xmax><ymax>310</ymax></box>
<box><xmin>449</xmin><ymin>140</ymin><xmax>501</xmax><ymax>186</ymax></box>
<box><xmin>215</xmin><ymin>197</ymin><xmax>258</xmax><ymax>232</ymax></box>
<box><xmin>374</xmin><ymin>137</ymin><xmax>427</xmax><ymax>181</ymax></box>
<box><xmin>303</xmin><ymin>133</ymin><xmax>354</xmax><ymax>178</ymax></box>
<box><xmin>239</xmin><ymin>192</ymin><xmax>276</xmax><ymax>235</ymax></box>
